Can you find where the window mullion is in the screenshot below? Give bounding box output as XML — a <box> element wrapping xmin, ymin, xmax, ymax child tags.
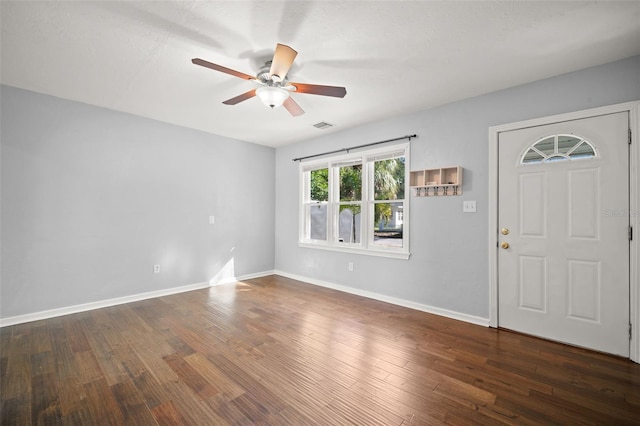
<box><xmin>362</xmin><ymin>159</ymin><xmax>372</xmax><ymax>248</ymax></box>
<box><xmin>330</xmin><ymin>163</ymin><xmax>339</xmax><ymax>245</ymax></box>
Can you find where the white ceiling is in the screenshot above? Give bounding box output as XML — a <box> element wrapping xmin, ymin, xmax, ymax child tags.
<box><xmin>2</xmin><ymin>1</ymin><xmax>639</xmax><ymax>148</ymax></box>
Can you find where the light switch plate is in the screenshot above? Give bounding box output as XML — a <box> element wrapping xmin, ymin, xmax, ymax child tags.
<box><xmin>463</xmin><ymin>200</ymin><xmax>476</xmax><ymax>213</ymax></box>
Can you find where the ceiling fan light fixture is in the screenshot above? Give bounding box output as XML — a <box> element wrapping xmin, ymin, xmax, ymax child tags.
<box><xmin>192</xmin><ymin>43</ymin><xmax>346</xmax><ymax>117</ymax></box>
<box><xmin>256</xmin><ymin>86</ymin><xmax>289</xmax><ymax>109</ymax></box>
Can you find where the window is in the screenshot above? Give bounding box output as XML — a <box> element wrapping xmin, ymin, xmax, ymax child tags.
<box><xmin>299</xmin><ymin>143</ymin><xmax>410</xmax><ymax>259</ymax></box>
<box><xmin>521</xmin><ymin>134</ymin><xmax>597</xmax><ymax>164</ymax></box>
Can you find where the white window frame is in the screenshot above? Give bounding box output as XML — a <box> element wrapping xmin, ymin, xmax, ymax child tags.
<box><xmin>298</xmin><ymin>142</ymin><xmax>410</xmax><ymax>260</ymax></box>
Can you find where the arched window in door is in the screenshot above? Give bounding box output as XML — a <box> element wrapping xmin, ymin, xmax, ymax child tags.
<box><xmin>521</xmin><ymin>134</ymin><xmax>597</xmax><ymax>164</ymax></box>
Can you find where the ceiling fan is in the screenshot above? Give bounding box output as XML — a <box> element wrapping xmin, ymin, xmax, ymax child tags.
<box><xmin>191</xmin><ymin>43</ymin><xmax>347</xmax><ymax>117</ymax></box>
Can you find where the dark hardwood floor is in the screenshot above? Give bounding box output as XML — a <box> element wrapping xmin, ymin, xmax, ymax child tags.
<box><xmin>1</xmin><ymin>274</ymin><xmax>639</xmax><ymax>425</ymax></box>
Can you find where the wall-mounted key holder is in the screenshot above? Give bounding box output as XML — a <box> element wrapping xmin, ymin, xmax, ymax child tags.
<box><xmin>410</xmin><ymin>166</ymin><xmax>462</xmax><ymax>197</ymax></box>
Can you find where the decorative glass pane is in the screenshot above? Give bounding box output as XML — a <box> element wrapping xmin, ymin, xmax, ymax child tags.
<box><xmin>521</xmin><ymin>134</ymin><xmax>596</xmax><ymax>165</ymax></box>
<box><xmin>374</xmin><ymin>157</ymin><xmax>405</xmax><ymax>200</ymax></box>
<box><xmin>339</xmin><ymin>163</ymin><xmax>362</xmax><ymax>202</ymax></box>
<box><xmin>373</xmin><ymin>202</ymin><xmax>403</xmax><ymax>248</ymax></box>
<box><xmin>523</xmin><ymin>150</ymin><xmax>545</xmax><ymax>163</ymax></box>
<box><xmin>569</xmin><ymin>142</ymin><xmax>596</xmax><ymax>159</ymax></box>
<box><xmin>310</xmin><ymin>168</ymin><xmax>328</xmax><ymax>202</ymax></box>
<box><xmin>533</xmin><ymin>137</ymin><xmax>555</xmax><ymax>156</ymax></box>
<box><xmin>338</xmin><ymin>204</ymin><xmax>361</xmax><ymax>243</ymax></box>
<box><xmin>558</xmin><ymin>135</ymin><xmax>581</xmax><ymax>154</ymax></box>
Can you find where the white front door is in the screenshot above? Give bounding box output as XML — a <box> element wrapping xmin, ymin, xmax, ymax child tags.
<box><xmin>498</xmin><ymin>112</ymin><xmax>630</xmax><ymax>357</ymax></box>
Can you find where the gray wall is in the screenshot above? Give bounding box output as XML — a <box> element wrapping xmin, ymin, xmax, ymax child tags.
<box><xmin>3</xmin><ymin>56</ymin><xmax>639</xmax><ymax>322</ymax></box>
<box><xmin>274</xmin><ymin>55</ymin><xmax>640</xmax><ymax>319</ymax></box>
<box><xmin>1</xmin><ymin>86</ymin><xmax>275</xmax><ymax>318</ymax></box>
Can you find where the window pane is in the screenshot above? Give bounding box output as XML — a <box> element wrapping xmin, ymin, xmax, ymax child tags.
<box><xmin>558</xmin><ymin>135</ymin><xmax>581</xmax><ymax>154</ymax></box>
<box><xmin>306</xmin><ymin>204</ymin><xmax>327</xmax><ymax>240</ymax></box>
<box><xmin>338</xmin><ymin>204</ymin><xmax>361</xmax><ymax>243</ymax></box>
<box><xmin>523</xmin><ymin>149</ymin><xmax>544</xmax><ymax>163</ymax></box>
<box><xmin>374</xmin><ymin>157</ymin><xmax>405</xmax><ymax>200</ymax></box>
<box><xmin>373</xmin><ymin>202</ymin><xmax>403</xmax><ymax>248</ymax></box>
<box><xmin>569</xmin><ymin>141</ymin><xmax>596</xmax><ymax>159</ymax></box>
<box><xmin>310</xmin><ymin>168</ymin><xmax>329</xmax><ymax>202</ymax></box>
<box><xmin>533</xmin><ymin>137</ymin><xmax>555</xmax><ymax>156</ymax></box>
<box><xmin>339</xmin><ymin>163</ymin><xmax>362</xmax><ymax>201</ymax></box>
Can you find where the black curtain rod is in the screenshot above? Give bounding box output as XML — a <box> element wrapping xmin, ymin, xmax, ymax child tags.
<box><xmin>292</xmin><ymin>134</ymin><xmax>417</xmax><ymax>162</ymax></box>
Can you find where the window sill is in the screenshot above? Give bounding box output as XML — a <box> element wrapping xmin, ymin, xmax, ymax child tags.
<box><xmin>299</xmin><ymin>241</ymin><xmax>411</xmax><ymax>260</ymax></box>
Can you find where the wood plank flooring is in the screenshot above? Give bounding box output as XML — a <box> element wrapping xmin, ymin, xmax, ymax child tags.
<box><xmin>1</xmin><ymin>274</ymin><xmax>639</xmax><ymax>425</ymax></box>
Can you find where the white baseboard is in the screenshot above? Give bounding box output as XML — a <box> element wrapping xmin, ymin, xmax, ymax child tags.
<box><xmin>1</xmin><ymin>270</ymin><xmax>487</xmax><ymax>328</ymax></box>
<box><xmin>274</xmin><ymin>270</ymin><xmax>490</xmax><ymax>327</ymax></box>
<box><xmin>0</xmin><ymin>270</ymin><xmax>275</xmax><ymax>327</ymax></box>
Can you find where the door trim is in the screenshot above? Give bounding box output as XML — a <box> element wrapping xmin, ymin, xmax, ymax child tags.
<box><xmin>488</xmin><ymin>101</ymin><xmax>640</xmax><ymax>363</ymax></box>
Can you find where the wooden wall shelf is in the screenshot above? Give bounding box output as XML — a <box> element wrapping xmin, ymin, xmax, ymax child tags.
<box><xmin>410</xmin><ymin>166</ymin><xmax>462</xmax><ymax>196</ymax></box>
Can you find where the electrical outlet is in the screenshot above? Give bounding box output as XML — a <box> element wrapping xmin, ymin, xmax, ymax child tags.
<box><xmin>348</xmin><ymin>262</ymin><xmax>354</xmax><ymax>272</ymax></box>
<box><xmin>153</xmin><ymin>264</ymin><xmax>160</xmax><ymax>274</ymax></box>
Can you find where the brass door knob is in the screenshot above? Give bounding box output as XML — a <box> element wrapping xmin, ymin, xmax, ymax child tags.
<box><xmin>501</xmin><ymin>242</ymin><xmax>510</xmax><ymax>249</ymax></box>
<box><xmin>501</xmin><ymin>228</ymin><xmax>509</xmax><ymax>235</ymax></box>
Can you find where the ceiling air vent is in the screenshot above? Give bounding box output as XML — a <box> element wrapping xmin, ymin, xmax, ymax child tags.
<box><xmin>313</xmin><ymin>121</ymin><xmax>334</xmax><ymax>130</ymax></box>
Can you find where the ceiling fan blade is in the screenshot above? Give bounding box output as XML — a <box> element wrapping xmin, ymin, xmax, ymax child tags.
<box><xmin>290</xmin><ymin>83</ymin><xmax>346</xmax><ymax>98</ymax></box>
<box><xmin>222</xmin><ymin>89</ymin><xmax>257</xmax><ymax>105</ymax></box>
<box><xmin>192</xmin><ymin>58</ymin><xmax>255</xmax><ymax>81</ymax></box>
<box><xmin>283</xmin><ymin>97</ymin><xmax>305</xmax><ymax>117</ymax></box>
<box><xmin>269</xmin><ymin>44</ymin><xmax>298</xmax><ymax>81</ymax></box>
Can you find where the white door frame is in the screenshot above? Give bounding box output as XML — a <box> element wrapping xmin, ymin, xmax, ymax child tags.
<box><xmin>488</xmin><ymin>101</ymin><xmax>640</xmax><ymax>363</ymax></box>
